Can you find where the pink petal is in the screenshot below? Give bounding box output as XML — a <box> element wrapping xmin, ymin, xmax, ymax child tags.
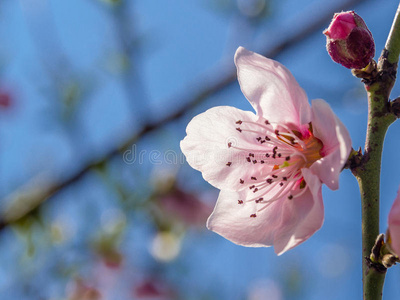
<box><xmin>388</xmin><ymin>187</ymin><xmax>400</xmax><ymax>256</ymax></box>
<box><xmin>324</xmin><ymin>11</ymin><xmax>357</xmax><ymax>40</ymax></box>
<box><xmin>180</xmin><ymin>106</ymin><xmax>267</xmax><ymax>191</ymax></box>
<box><xmin>206</xmin><ymin>189</ymin><xmax>280</xmax><ymax>248</ymax></box>
<box><xmin>206</xmin><ymin>170</ymin><xmax>323</xmax><ymax>255</ymax></box>
<box><xmin>235</xmin><ymin>47</ymin><xmax>311</xmax><ymax>129</ymax></box>
<box><xmin>309</xmin><ymin>99</ymin><xmax>352</xmax><ymax>190</ymax></box>
<box><xmin>273</xmin><ymin>169</ymin><xmax>324</xmax><ymax>255</ymax></box>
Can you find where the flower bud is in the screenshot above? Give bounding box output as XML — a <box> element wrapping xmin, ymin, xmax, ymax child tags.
<box><xmin>324</xmin><ymin>11</ymin><xmax>375</xmax><ymax>69</ymax></box>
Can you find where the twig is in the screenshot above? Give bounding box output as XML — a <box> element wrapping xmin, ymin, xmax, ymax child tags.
<box><xmin>352</xmin><ymin>3</ymin><xmax>400</xmax><ymax>299</ymax></box>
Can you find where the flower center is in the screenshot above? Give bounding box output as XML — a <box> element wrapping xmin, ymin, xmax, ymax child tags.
<box><xmin>293</xmin><ymin>131</ymin><xmax>323</xmax><ymax>168</ymax></box>
<box><xmin>227</xmin><ymin>118</ymin><xmax>324</xmax><ymax>217</ymax></box>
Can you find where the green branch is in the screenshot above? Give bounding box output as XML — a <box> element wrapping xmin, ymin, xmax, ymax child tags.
<box><xmin>352</xmin><ymin>3</ymin><xmax>400</xmax><ymax>299</ymax></box>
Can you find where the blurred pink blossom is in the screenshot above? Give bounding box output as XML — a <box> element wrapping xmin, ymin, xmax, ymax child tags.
<box><xmin>133</xmin><ymin>278</ymin><xmax>174</xmax><ymax>299</ymax></box>
<box><xmin>181</xmin><ymin>47</ymin><xmax>352</xmax><ymax>255</ymax></box>
<box><xmin>0</xmin><ymin>91</ymin><xmax>12</xmax><ymax>109</ymax></box>
<box><xmin>68</xmin><ymin>279</ymin><xmax>102</xmax><ymax>300</ymax></box>
<box><xmin>388</xmin><ymin>187</ymin><xmax>400</xmax><ymax>256</ymax></box>
<box><xmin>159</xmin><ymin>188</ymin><xmax>212</xmax><ymax>226</ymax></box>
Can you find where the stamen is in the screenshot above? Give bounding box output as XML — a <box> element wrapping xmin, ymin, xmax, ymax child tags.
<box><xmin>228</xmin><ymin>120</ymin><xmax>322</xmax><ymax>210</ymax></box>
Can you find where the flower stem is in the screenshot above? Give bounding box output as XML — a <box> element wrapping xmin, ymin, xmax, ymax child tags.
<box><xmin>352</xmin><ymin>4</ymin><xmax>400</xmax><ymax>299</ymax></box>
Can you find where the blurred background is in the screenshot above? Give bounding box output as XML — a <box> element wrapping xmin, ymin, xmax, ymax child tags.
<box><xmin>1</xmin><ymin>0</ymin><xmax>400</xmax><ymax>299</ymax></box>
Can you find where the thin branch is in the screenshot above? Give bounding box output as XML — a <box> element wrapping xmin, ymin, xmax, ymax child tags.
<box><xmin>0</xmin><ymin>0</ymin><xmax>367</xmax><ymax>231</ymax></box>
<box><xmin>352</xmin><ymin>3</ymin><xmax>400</xmax><ymax>299</ymax></box>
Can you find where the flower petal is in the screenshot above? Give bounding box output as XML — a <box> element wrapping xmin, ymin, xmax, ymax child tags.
<box><xmin>388</xmin><ymin>187</ymin><xmax>400</xmax><ymax>256</ymax></box>
<box><xmin>180</xmin><ymin>106</ymin><xmax>269</xmax><ymax>191</ymax></box>
<box><xmin>206</xmin><ymin>169</ymin><xmax>323</xmax><ymax>255</ymax></box>
<box><xmin>206</xmin><ymin>189</ymin><xmax>279</xmax><ymax>248</ymax></box>
<box><xmin>309</xmin><ymin>99</ymin><xmax>352</xmax><ymax>190</ymax></box>
<box><xmin>273</xmin><ymin>169</ymin><xmax>324</xmax><ymax>255</ymax></box>
<box><xmin>235</xmin><ymin>46</ymin><xmax>311</xmax><ymax>128</ymax></box>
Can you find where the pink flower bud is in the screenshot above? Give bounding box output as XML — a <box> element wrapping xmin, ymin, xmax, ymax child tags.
<box><xmin>324</xmin><ymin>11</ymin><xmax>375</xmax><ymax>69</ymax></box>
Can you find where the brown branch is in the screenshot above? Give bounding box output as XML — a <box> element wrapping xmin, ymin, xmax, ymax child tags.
<box><xmin>0</xmin><ymin>0</ymin><xmax>367</xmax><ymax>231</ymax></box>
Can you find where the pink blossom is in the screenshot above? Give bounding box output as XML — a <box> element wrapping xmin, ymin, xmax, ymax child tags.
<box><xmin>180</xmin><ymin>47</ymin><xmax>352</xmax><ymax>255</ymax></box>
<box><xmin>388</xmin><ymin>187</ymin><xmax>400</xmax><ymax>256</ymax></box>
<box><xmin>159</xmin><ymin>188</ymin><xmax>212</xmax><ymax>226</ymax></box>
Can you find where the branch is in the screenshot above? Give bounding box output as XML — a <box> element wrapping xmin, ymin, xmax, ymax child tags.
<box><xmin>0</xmin><ymin>0</ymin><xmax>368</xmax><ymax>231</ymax></box>
<box><xmin>352</xmin><ymin>3</ymin><xmax>400</xmax><ymax>299</ymax></box>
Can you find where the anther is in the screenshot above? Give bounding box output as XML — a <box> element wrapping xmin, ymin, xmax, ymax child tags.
<box><xmin>250</xmin><ymin>214</ymin><xmax>257</xmax><ymax>218</ymax></box>
<box><xmin>265</xmin><ymin>120</ymin><xmax>270</xmax><ymax>125</ymax></box>
<box><xmin>249</xmin><ymin>185</ymin><xmax>255</xmax><ymax>189</ymax></box>
<box><xmin>272</xmin><ymin>175</ymin><xmax>278</xmax><ymax>178</ymax></box>
<box><xmin>246</xmin><ymin>157</ymin><xmax>251</xmax><ymax>162</ymax></box>
<box><xmin>253</xmin><ymin>188</ymin><xmax>259</xmax><ymax>193</ymax></box>
<box><xmin>238</xmin><ymin>200</ymin><xmax>243</xmax><ymax>204</ymax></box>
<box><xmin>265</xmin><ymin>136</ymin><xmax>271</xmax><ymax>141</ymax></box>
<box><xmin>282</xmin><ymin>177</ymin><xmax>287</xmax><ymax>181</ymax></box>
<box><xmin>249</xmin><ymin>153</ymin><xmax>254</xmax><ymax>157</ymax></box>
<box><xmin>275</xmin><ymin>129</ymin><xmax>280</xmax><ymax>136</ymax></box>
<box><xmin>226</xmin><ymin>162</ymin><xmax>232</xmax><ymax>167</ymax></box>
<box><xmin>228</xmin><ymin>142</ymin><xmax>232</xmax><ymax>148</ymax></box>
<box><xmin>288</xmin><ymin>195</ymin><xmax>293</xmax><ymax>200</ymax></box>
<box><xmin>252</xmin><ymin>160</ymin><xmax>257</xmax><ymax>164</ymax></box>
<box><xmin>266</xmin><ymin>178</ymin><xmax>273</xmax><ymax>184</ymax></box>
<box><xmin>236</xmin><ymin>127</ymin><xmax>242</xmax><ymax>132</ymax></box>
<box><xmin>285</xmin><ymin>156</ymin><xmax>291</xmax><ymax>161</ymax></box>
<box><xmin>251</xmin><ymin>177</ymin><xmax>257</xmax><ymax>180</ymax></box>
<box><xmin>236</xmin><ymin>120</ymin><xmax>242</xmax><ymax>124</ymax></box>
<box><xmin>239</xmin><ymin>179</ymin><xmax>244</xmax><ymax>184</ymax></box>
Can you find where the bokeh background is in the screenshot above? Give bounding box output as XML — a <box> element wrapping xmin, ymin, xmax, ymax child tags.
<box><xmin>1</xmin><ymin>0</ymin><xmax>400</xmax><ymax>299</ymax></box>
